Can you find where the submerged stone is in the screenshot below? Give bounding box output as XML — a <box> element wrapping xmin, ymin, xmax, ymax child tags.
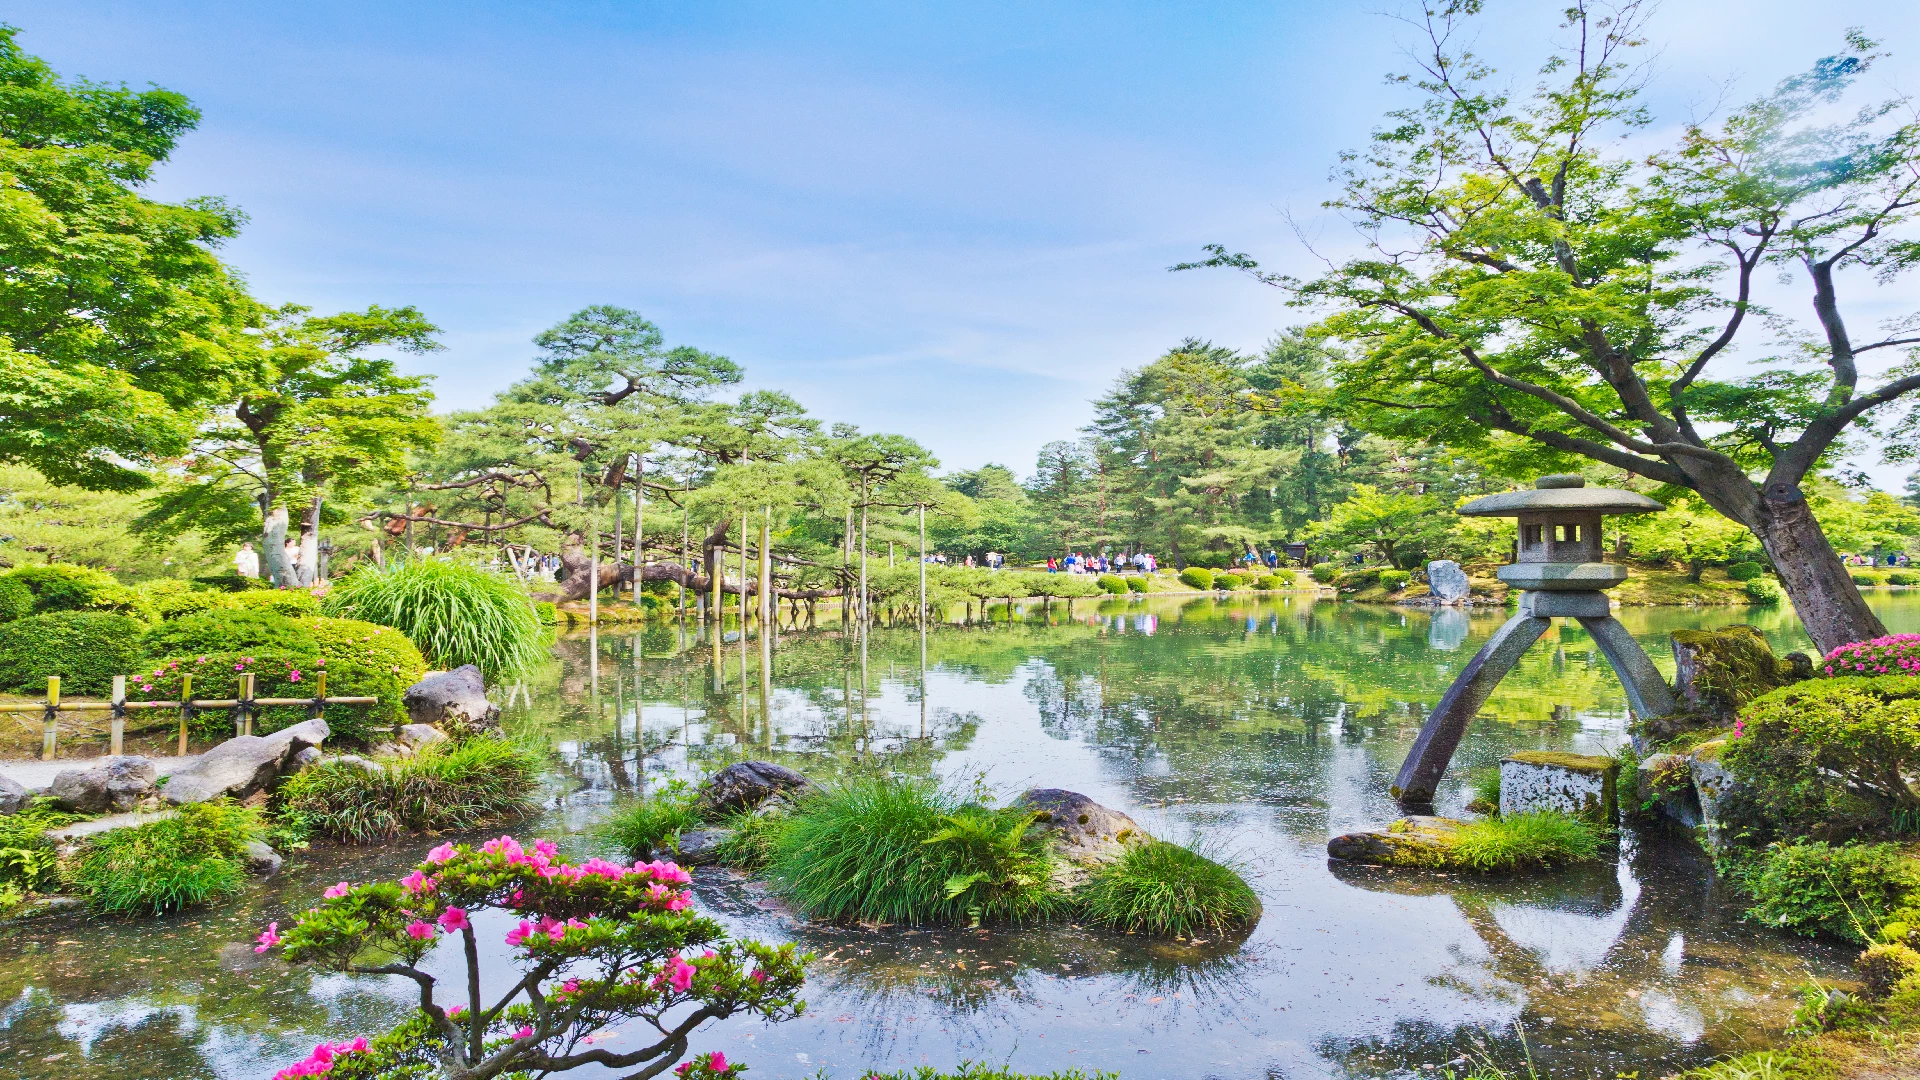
<box><xmin>1499</xmin><ymin>751</ymin><xmax>1618</xmax><ymax>824</ymax></box>
<box><xmin>1326</xmin><ymin>816</ymin><xmax>1466</xmax><ymax>868</ymax></box>
<box><xmin>674</xmin><ymin>827</ymin><xmax>736</xmax><ymax>865</ymax></box>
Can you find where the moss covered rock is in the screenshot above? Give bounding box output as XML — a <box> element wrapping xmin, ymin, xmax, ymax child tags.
<box><xmin>1325</xmin><ymin>816</ymin><xmax>1465</xmax><ymax>868</ymax></box>
<box><xmin>1669</xmin><ymin>625</ymin><xmax>1798</xmax><ymax>717</ymax></box>
<box><xmin>1500</xmin><ymin>751</ymin><xmax>1618</xmax><ymax>825</ymax></box>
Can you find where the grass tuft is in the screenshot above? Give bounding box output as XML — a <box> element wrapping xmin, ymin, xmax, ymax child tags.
<box><xmin>1443</xmin><ymin>811</ymin><xmax>1605</xmax><ymax>872</ymax></box>
<box><xmin>602</xmin><ymin>781</ymin><xmax>701</xmax><ymax>859</ymax></box>
<box><xmin>1076</xmin><ymin>839</ymin><xmax>1260</xmax><ymax>938</ymax></box>
<box><xmin>322</xmin><ymin>557</ymin><xmax>546</xmax><ymax>680</ymax></box>
<box><xmin>765</xmin><ymin>776</ymin><xmax>1056</xmax><ymax>926</ymax></box>
<box><xmin>275</xmin><ymin>737</ymin><xmax>542</xmax><ymax>843</ymax></box>
<box><xmin>71</xmin><ymin>801</ymin><xmax>260</xmax><ymax>915</ymax></box>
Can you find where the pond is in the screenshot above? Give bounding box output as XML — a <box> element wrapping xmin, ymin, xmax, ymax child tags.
<box><xmin>3</xmin><ymin>591</ymin><xmax>1917</xmax><ymax>1080</ymax></box>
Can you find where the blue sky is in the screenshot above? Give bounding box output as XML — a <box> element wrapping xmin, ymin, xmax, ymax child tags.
<box><xmin>13</xmin><ymin>1</ymin><xmax>1920</xmax><ymax>484</ymax></box>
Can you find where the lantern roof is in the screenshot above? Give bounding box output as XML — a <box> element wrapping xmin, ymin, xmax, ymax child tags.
<box><xmin>1458</xmin><ymin>475</ymin><xmax>1664</xmax><ymax>518</ymax></box>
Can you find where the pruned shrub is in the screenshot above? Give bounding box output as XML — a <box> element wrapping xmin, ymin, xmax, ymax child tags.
<box><xmin>1744</xmin><ymin>578</ymin><xmax>1784</xmax><ymax>605</ymax></box>
<box><xmin>71</xmin><ymin>801</ymin><xmax>261</xmax><ymax>915</ymax></box>
<box><xmin>1379</xmin><ymin>569</ymin><xmax>1412</xmax><ymax>592</ymax></box>
<box><xmin>1310</xmin><ymin>562</ymin><xmax>1337</xmax><ymax>584</ymax></box>
<box><xmin>1736</xmin><ymin>840</ymin><xmax>1920</xmax><ymax>944</ymax></box>
<box><xmin>1858</xmin><ymin>942</ymin><xmax>1920</xmax><ymax>998</ymax></box>
<box><xmin>1077</xmin><ymin>839</ymin><xmax>1260</xmax><ymax>938</ymax></box>
<box><xmin>0</xmin><ymin>802</ymin><xmax>73</xmax><ymax>892</ymax></box>
<box><xmin>1217</xmin><ymin>572</ymin><xmax>1248</xmax><ymax>591</ymax></box>
<box><xmin>323</xmin><ymin>558</ymin><xmax>544</xmax><ymax>680</ymax></box>
<box><xmin>1852</xmin><ymin>570</ymin><xmax>1889</xmax><ymax>587</ymax></box>
<box><xmin>1723</xmin><ymin>677</ymin><xmax>1920</xmax><ymax>842</ymax></box>
<box><xmin>1096</xmin><ymin>574</ymin><xmax>1128</xmax><ymax>595</ymax></box>
<box><xmin>1177</xmin><ymin>567</ymin><xmax>1214</xmax><ymax>590</ymax></box>
<box><xmin>1124</xmin><ymin>576</ymin><xmax>1148</xmax><ymax>593</ymax></box>
<box><xmin>0</xmin><ymin>610</ymin><xmax>147</xmax><ymax>694</ymax></box>
<box><xmin>298</xmin><ymin>617</ymin><xmax>428</xmax><ymax>731</ymax></box>
<box><xmin>0</xmin><ymin>564</ymin><xmax>125</xmax><ymax>615</ymax></box>
<box><xmin>0</xmin><ymin>576</ymin><xmax>31</xmax><ymax>622</ymax></box>
<box><xmin>765</xmin><ymin>777</ymin><xmax>1055</xmax><ymax>926</ymax></box>
<box><xmin>146</xmin><ymin>608</ymin><xmax>309</xmax><ymax>658</ymax></box>
<box><xmin>1254</xmin><ymin>575</ymin><xmax>1283</xmax><ymax>590</ymax></box>
<box><xmin>1821</xmin><ymin>634</ymin><xmax>1920</xmax><ymax>678</ymax></box>
<box><xmin>1891</xmin><ymin>571</ymin><xmax>1920</xmax><ymax>587</ymax></box>
<box><xmin>1726</xmin><ymin>561</ymin><xmax>1765</xmax><ymax>582</ymax></box>
<box><xmin>275</xmin><ymin>738</ymin><xmax>542</xmax><ymax>843</ymax></box>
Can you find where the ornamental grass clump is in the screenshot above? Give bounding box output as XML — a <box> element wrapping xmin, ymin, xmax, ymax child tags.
<box><xmin>1076</xmin><ymin>839</ymin><xmax>1260</xmax><ymax>938</ymax></box>
<box><xmin>323</xmin><ymin>558</ymin><xmax>545</xmax><ymax>680</ymax></box>
<box><xmin>1442</xmin><ymin>811</ymin><xmax>1605</xmax><ymax>872</ymax></box>
<box><xmin>258</xmin><ymin>835</ymin><xmax>806</xmax><ymax>1080</ymax></box>
<box><xmin>72</xmin><ymin>801</ymin><xmax>261</xmax><ymax>915</ymax></box>
<box><xmin>275</xmin><ymin>738</ymin><xmax>542</xmax><ymax>843</ymax></box>
<box><xmin>603</xmin><ymin>781</ymin><xmax>701</xmax><ymax>860</ymax></box>
<box><xmin>765</xmin><ymin>777</ymin><xmax>1055</xmax><ymax>926</ymax></box>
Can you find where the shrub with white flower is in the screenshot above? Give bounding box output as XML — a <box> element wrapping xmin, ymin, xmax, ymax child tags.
<box><xmin>257</xmin><ymin>835</ymin><xmax>805</xmax><ymax>1079</ymax></box>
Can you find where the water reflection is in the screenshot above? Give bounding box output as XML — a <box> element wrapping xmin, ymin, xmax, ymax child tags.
<box><xmin>1</xmin><ymin>593</ymin><xmax>1913</xmax><ymax>1079</ymax></box>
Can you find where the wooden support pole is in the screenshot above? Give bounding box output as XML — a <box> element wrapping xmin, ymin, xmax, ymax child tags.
<box><xmin>311</xmin><ymin>670</ymin><xmax>328</xmax><ymax>722</ymax></box>
<box><xmin>41</xmin><ymin>676</ymin><xmax>59</xmax><ymax>761</ymax></box>
<box><xmin>110</xmin><ymin>675</ymin><xmax>126</xmax><ymax>756</ymax></box>
<box><xmin>178</xmin><ymin>674</ymin><xmax>193</xmax><ymax>756</ymax></box>
<box><xmin>236</xmin><ymin>672</ymin><xmax>255</xmax><ymax>737</ymax></box>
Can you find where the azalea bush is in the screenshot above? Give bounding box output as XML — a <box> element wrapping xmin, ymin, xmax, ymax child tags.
<box><xmin>258</xmin><ymin>835</ymin><xmax>807</xmax><ymax>1080</ymax></box>
<box><xmin>1822</xmin><ymin>634</ymin><xmax>1920</xmax><ymax>678</ymax></box>
<box><xmin>1722</xmin><ymin>676</ymin><xmax>1920</xmax><ymax>843</ymax></box>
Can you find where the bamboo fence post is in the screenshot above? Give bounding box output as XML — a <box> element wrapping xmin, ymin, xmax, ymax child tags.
<box><xmin>309</xmin><ymin>669</ymin><xmax>328</xmax><ymax>722</ymax></box>
<box><xmin>110</xmin><ymin>675</ymin><xmax>126</xmax><ymax>756</ymax></box>
<box><xmin>178</xmin><ymin>674</ymin><xmax>193</xmax><ymax>756</ymax></box>
<box><xmin>40</xmin><ymin>676</ymin><xmax>59</xmax><ymax>761</ymax></box>
<box><xmin>236</xmin><ymin>672</ymin><xmax>255</xmax><ymax>737</ymax></box>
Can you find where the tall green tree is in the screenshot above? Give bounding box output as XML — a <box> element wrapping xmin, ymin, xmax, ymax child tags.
<box><xmin>1182</xmin><ymin>4</ymin><xmax>1920</xmax><ymax>653</ymax></box>
<box><xmin>137</xmin><ymin>305</ymin><xmax>441</xmax><ymax>585</ymax></box>
<box><xmin>0</xmin><ymin>26</ymin><xmax>260</xmax><ymax>490</ymax></box>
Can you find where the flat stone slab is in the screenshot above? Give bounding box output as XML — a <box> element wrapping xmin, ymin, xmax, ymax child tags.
<box><xmin>1327</xmin><ymin>816</ymin><xmax>1466</xmax><ymax>868</ymax></box>
<box><xmin>0</xmin><ymin>755</ymin><xmax>199</xmax><ymax>794</ymax></box>
<box><xmin>1500</xmin><ymin>751</ymin><xmax>1618</xmax><ymax>824</ymax></box>
<box><xmin>46</xmin><ymin>810</ymin><xmax>172</xmax><ymax>841</ymax></box>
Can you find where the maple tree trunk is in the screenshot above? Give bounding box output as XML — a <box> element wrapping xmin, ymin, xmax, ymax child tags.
<box><xmin>1749</xmin><ymin>494</ymin><xmax>1885</xmax><ymax>657</ymax></box>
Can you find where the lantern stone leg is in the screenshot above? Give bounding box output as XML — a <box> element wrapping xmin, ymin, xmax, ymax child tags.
<box><xmin>1392</xmin><ymin>612</ymin><xmax>1553</xmax><ymax>808</ymax></box>
<box><xmin>1575</xmin><ymin>614</ymin><xmax>1678</xmax><ymax>721</ymax></box>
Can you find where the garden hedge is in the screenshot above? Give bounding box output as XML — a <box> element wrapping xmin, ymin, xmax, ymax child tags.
<box><xmin>0</xmin><ymin>611</ymin><xmax>148</xmax><ymax>694</ymax></box>
<box><xmin>1723</xmin><ymin>676</ymin><xmax>1920</xmax><ymax>843</ymax></box>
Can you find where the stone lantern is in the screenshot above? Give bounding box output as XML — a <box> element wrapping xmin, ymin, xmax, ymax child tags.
<box><xmin>1391</xmin><ymin>475</ymin><xmax>1678</xmax><ymax>809</ymax></box>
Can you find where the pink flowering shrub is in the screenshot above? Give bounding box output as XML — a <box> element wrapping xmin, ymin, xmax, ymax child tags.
<box><xmin>1722</xmin><ymin>675</ymin><xmax>1920</xmax><ymax>844</ymax></box>
<box><xmin>1822</xmin><ymin>634</ymin><xmax>1920</xmax><ymax>678</ymax></box>
<box><xmin>260</xmin><ymin>835</ymin><xmax>806</xmax><ymax>1080</ymax></box>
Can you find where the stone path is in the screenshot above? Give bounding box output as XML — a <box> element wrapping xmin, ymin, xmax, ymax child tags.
<box><xmin>0</xmin><ymin>754</ymin><xmax>200</xmax><ymax>792</ymax></box>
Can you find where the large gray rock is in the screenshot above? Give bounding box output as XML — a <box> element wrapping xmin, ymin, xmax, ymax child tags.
<box><xmin>0</xmin><ymin>772</ymin><xmax>30</xmax><ymax>815</ymax></box>
<box><xmin>263</xmin><ymin>718</ymin><xmax>330</xmax><ymax>757</ymax></box>
<box><xmin>1015</xmin><ymin>788</ymin><xmax>1140</xmax><ymax>865</ymax></box>
<box><xmin>403</xmin><ymin>665</ymin><xmax>500</xmax><ymax>737</ymax></box>
<box><xmin>163</xmin><ymin>736</ymin><xmax>293</xmax><ymax>806</ymax></box>
<box><xmin>49</xmin><ymin>757</ymin><xmax>157</xmax><ymax>814</ymax></box>
<box><xmin>1427</xmin><ymin>560</ymin><xmax>1472</xmax><ymax>604</ymax></box>
<box><xmin>399</xmin><ymin>723</ymin><xmax>450</xmax><ymax>749</ymax></box>
<box><xmin>287</xmin><ymin>746</ymin><xmax>325</xmax><ymax>774</ymax></box>
<box><xmin>696</xmin><ymin>761</ymin><xmax>813</xmax><ymax>815</ymax></box>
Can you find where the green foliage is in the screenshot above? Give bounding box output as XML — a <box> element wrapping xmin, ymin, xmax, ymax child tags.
<box><xmin>1076</xmin><ymin>839</ymin><xmax>1260</xmax><ymax>938</ymax></box>
<box><xmin>1857</xmin><ymin>942</ymin><xmax>1920</xmax><ymax>999</ymax></box>
<box><xmin>1217</xmin><ymin>572</ymin><xmax>1248</xmax><ymax>591</ymax></box>
<box><xmin>297</xmin><ymin>616</ymin><xmax>428</xmax><ymax>731</ymax></box>
<box><xmin>1467</xmin><ymin>767</ymin><xmax>1503</xmax><ymax>814</ymax></box>
<box><xmin>1096</xmin><ymin>574</ymin><xmax>1128</xmax><ymax>595</ymax></box>
<box><xmin>1723</xmin><ymin>678</ymin><xmax>1920</xmax><ymax>843</ymax></box>
<box><xmin>1310</xmin><ymin>562</ymin><xmax>1337</xmax><ymax>584</ymax></box>
<box><xmin>1307</xmin><ymin>485</ymin><xmax>1459</xmax><ymax>570</ymax></box>
<box><xmin>145</xmin><ymin>607</ymin><xmax>307</xmax><ymax>657</ymax></box>
<box><xmin>533</xmin><ymin>600</ymin><xmax>558</xmax><ymax>625</ymax></box>
<box><xmin>710</xmin><ymin>809</ymin><xmax>789</xmax><ymax>872</ymax></box>
<box><xmin>766</xmin><ymin>776</ymin><xmax>1055</xmax><ymax>926</ymax></box>
<box><xmin>1728</xmin><ymin>561</ymin><xmax>1766</xmax><ymax>582</ymax></box>
<box><xmin>1671</xmin><ymin>625</ymin><xmax>1796</xmax><ymax>712</ymax></box>
<box><xmin>1736</xmin><ymin>840</ymin><xmax>1920</xmax><ymax>944</ymax></box>
<box><xmin>323</xmin><ymin>558</ymin><xmax>544</xmax><ymax>680</ymax></box>
<box><xmin>274</xmin><ymin>738</ymin><xmax>541</xmax><ymax>843</ymax></box>
<box><xmin>0</xmin><ymin>29</ymin><xmax>260</xmax><ymax>492</ymax></box>
<box><xmin>1443</xmin><ymin>812</ymin><xmax>1606</xmax><ymax>872</ymax></box>
<box><xmin>1853</xmin><ymin>571</ymin><xmax>1889</xmax><ymax>587</ymax></box>
<box><xmin>1379</xmin><ymin>569</ymin><xmax>1412</xmax><ymax>591</ymax></box>
<box><xmin>0</xmin><ymin>564</ymin><xmax>125</xmax><ymax>615</ymax></box>
<box><xmin>1178</xmin><ymin>567</ymin><xmax>1214</xmax><ymax>590</ymax></box>
<box><xmin>70</xmin><ymin>801</ymin><xmax>260</xmax><ymax>915</ymax></box>
<box><xmin>1891</xmin><ymin>571</ymin><xmax>1920</xmax><ymax>587</ymax></box>
<box><xmin>0</xmin><ymin>610</ymin><xmax>147</xmax><ymax>694</ymax></box>
<box><xmin>1124</xmin><ymin>575</ymin><xmax>1149</xmax><ymax>593</ymax></box>
<box><xmin>1745</xmin><ymin>578</ymin><xmax>1785</xmax><ymax>605</ymax></box>
<box><xmin>1254</xmin><ymin>574</ymin><xmax>1281</xmax><ymax>590</ymax></box>
<box><xmin>602</xmin><ymin>781</ymin><xmax>701</xmax><ymax>859</ymax></box>
<box><xmin>0</xmin><ymin>802</ymin><xmax>75</xmax><ymax>891</ymax></box>
<box><xmin>0</xmin><ymin>575</ymin><xmax>29</xmax><ymax>621</ymax></box>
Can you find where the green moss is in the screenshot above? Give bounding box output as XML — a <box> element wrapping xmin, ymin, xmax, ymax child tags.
<box><xmin>1505</xmin><ymin>750</ymin><xmax>1614</xmax><ymax>773</ymax></box>
<box><xmin>1672</xmin><ymin>625</ymin><xmax>1796</xmax><ymax>711</ymax></box>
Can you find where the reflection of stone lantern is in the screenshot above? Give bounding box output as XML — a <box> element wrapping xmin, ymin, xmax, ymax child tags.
<box><xmin>1392</xmin><ymin>475</ymin><xmax>1678</xmax><ymax>809</ymax></box>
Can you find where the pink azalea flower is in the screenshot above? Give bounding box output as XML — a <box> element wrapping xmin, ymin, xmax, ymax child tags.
<box><xmin>401</xmin><ymin>870</ymin><xmax>435</xmax><ymax>894</ymax></box>
<box><xmin>445</xmin><ymin>1004</ymin><xmax>465</xmax><ymax>1018</ymax></box>
<box><xmin>710</xmin><ymin>1052</ymin><xmax>729</xmax><ymax>1071</ymax></box>
<box><xmin>506</xmin><ymin>920</ymin><xmax>536</xmax><ymax>947</ymax></box>
<box><xmin>512</xmin><ymin>1026</ymin><xmax>534</xmax><ymax>1040</ymax></box>
<box><xmin>323</xmin><ymin>881</ymin><xmax>352</xmax><ymax>899</ymax></box>
<box><xmin>437</xmin><ymin>906</ymin><xmax>471</xmax><ymax>933</ymax></box>
<box><xmin>289</xmin><ymin>671</ymin><xmax>302</xmax><ymax>682</ymax></box>
<box><xmin>426</xmin><ymin>843</ymin><xmax>458</xmax><ymax>864</ymax></box>
<box><xmin>750</xmin><ymin>969</ymin><xmax>767</xmax><ymax>984</ymax></box>
<box><xmin>405</xmin><ymin>920</ymin><xmax>435</xmax><ymax>941</ymax></box>
<box><xmin>558</xmin><ymin>978</ymin><xmax>582</xmax><ymax>995</ymax></box>
<box><xmin>254</xmin><ymin>922</ymin><xmax>281</xmax><ymax>953</ymax></box>
<box><xmin>534</xmin><ymin>838</ymin><xmax>558</xmax><ymax>859</ymax></box>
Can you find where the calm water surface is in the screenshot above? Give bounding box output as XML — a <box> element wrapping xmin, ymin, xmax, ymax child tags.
<box><xmin>3</xmin><ymin>592</ymin><xmax>1917</xmax><ymax>1080</ymax></box>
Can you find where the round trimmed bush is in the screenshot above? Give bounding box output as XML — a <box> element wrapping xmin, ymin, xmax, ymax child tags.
<box><xmin>1852</xmin><ymin>570</ymin><xmax>1889</xmax><ymax>587</ymax></box>
<box><xmin>1096</xmin><ymin>574</ymin><xmax>1128</xmax><ymax>595</ymax></box>
<box><xmin>1310</xmin><ymin>562</ymin><xmax>1337</xmax><ymax>584</ymax></box>
<box><xmin>299</xmin><ymin>617</ymin><xmax>428</xmax><ymax>733</ymax></box>
<box><xmin>229</xmin><ymin>590</ymin><xmax>322</xmax><ymax>617</ymax></box>
<box><xmin>1218</xmin><ymin>573</ymin><xmax>1248</xmax><ymax>591</ymax></box>
<box><xmin>145</xmin><ymin>608</ymin><xmax>311</xmax><ymax>658</ymax></box>
<box><xmin>1379</xmin><ymin>569</ymin><xmax>1412</xmax><ymax>592</ymax></box>
<box><xmin>1744</xmin><ymin>577</ymin><xmax>1784</xmax><ymax>605</ymax></box>
<box><xmin>0</xmin><ymin>564</ymin><xmax>125</xmax><ymax>615</ymax></box>
<box><xmin>1726</xmin><ymin>561</ymin><xmax>1765</xmax><ymax>582</ymax></box>
<box><xmin>1124</xmin><ymin>576</ymin><xmax>1149</xmax><ymax>593</ymax></box>
<box><xmin>1178</xmin><ymin>567</ymin><xmax>1214</xmax><ymax>590</ymax></box>
<box><xmin>1890</xmin><ymin>571</ymin><xmax>1920</xmax><ymax>587</ymax></box>
<box><xmin>0</xmin><ymin>611</ymin><xmax>148</xmax><ymax>694</ymax></box>
<box><xmin>1255</xmin><ymin>575</ymin><xmax>1283</xmax><ymax>591</ymax></box>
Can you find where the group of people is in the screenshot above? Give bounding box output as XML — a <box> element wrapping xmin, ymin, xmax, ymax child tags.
<box><xmin>1044</xmin><ymin>551</ymin><xmax>1156</xmax><ymax>574</ymax></box>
